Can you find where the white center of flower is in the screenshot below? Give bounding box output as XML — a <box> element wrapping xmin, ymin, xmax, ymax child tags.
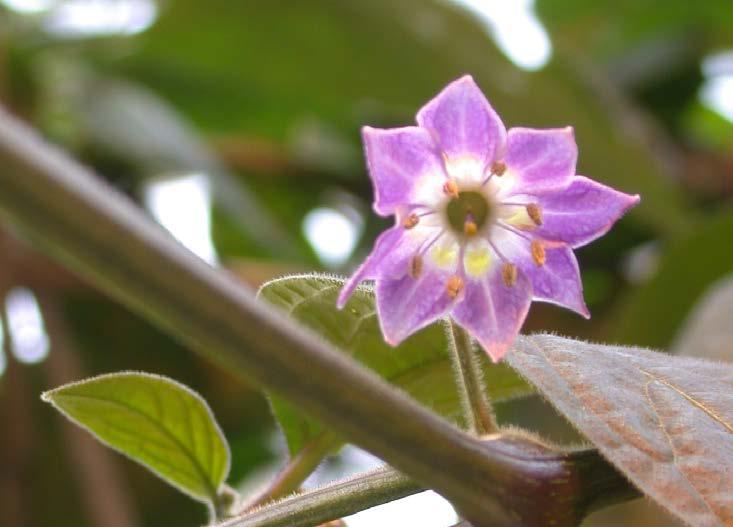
<box><xmin>404</xmin><ymin>156</ymin><xmax>545</xmax><ymax>289</ymax></box>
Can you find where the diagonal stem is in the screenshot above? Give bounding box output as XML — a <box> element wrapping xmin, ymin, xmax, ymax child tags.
<box><xmin>224</xmin><ymin>466</ymin><xmax>420</xmax><ymax>527</ymax></box>
<box><xmin>0</xmin><ymin>106</ymin><xmax>639</xmax><ymax>526</ymax></box>
<box><xmin>241</xmin><ymin>432</ymin><xmax>340</xmax><ymax>513</ymax></box>
<box><xmin>0</xmin><ymin>104</ymin><xmax>511</xmax><ymax>525</ymax></box>
<box><xmin>446</xmin><ymin>320</ymin><xmax>497</xmax><ymax>436</ymax></box>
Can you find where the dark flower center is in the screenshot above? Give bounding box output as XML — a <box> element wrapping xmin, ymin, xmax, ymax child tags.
<box><xmin>446</xmin><ymin>190</ymin><xmax>491</xmax><ymax>235</ymax></box>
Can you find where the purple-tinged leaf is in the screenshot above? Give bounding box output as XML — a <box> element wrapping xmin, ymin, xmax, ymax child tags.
<box><xmin>507</xmin><ymin>334</ymin><xmax>733</xmax><ymax>527</ymax></box>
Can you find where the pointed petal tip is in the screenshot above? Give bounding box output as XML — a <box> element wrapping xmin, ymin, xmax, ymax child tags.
<box><xmin>455</xmin><ymin>73</ymin><xmax>477</xmax><ymax>85</ymax></box>
<box><xmin>337</xmin><ymin>274</ymin><xmax>363</xmax><ymax>310</ymax></box>
<box><xmin>483</xmin><ymin>341</ymin><xmax>511</xmax><ymax>363</ymax></box>
<box><xmin>440</xmin><ymin>74</ymin><xmax>484</xmax><ymax>98</ymax></box>
<box><xmin>361</xmin><ymin>126</ymin><xmax>379</xmax><ymax>147</ymax></box>
<box><xmin>336</xmin><ymin>288</ymin><xmax>350</xmax><ymax>310</ymax></box>
<box><xmin>619</xmin><ymin>192</ymin><xmax>641</xmax><ymax>216</ymax></box>
<box><xmin>463</xmin><ymin>318</ymin><xmax>523</xmax><ymax>363</ymax></box>
<box><xmin>371</xmin><ymin>202</ymin><xmax>385</xmax><ymax>217</ymax></box>
<box><xmin>380</xmin><ymin>322</ymin><xmax>406</xmax><ymax>348</ymax></box>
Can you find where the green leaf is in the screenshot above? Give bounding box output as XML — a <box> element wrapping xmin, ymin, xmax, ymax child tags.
<box><xmin>42</xmin><ymin>372</ymin><xmax>230</xmax><ymax>504</ymax></box>
<box><xmin>258</xmin><ymin>274</ymin><xmax>532</xmax><ymax>455</ymax></box>
<box><xmin>507</xmin><ymin>334</ymin><xmax>733</xmax><ymax>527</ymax></box>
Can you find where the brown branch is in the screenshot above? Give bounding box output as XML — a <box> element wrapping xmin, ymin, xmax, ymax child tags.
<box><xmin>224</xmin><ymin>437</ymin><xmax>639</xmax><ymax>527</ymax></box>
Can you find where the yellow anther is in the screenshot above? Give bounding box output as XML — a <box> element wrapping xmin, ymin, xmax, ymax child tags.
<box><xmin>409</xmin><ymin>254</ymin><xmax>423</xmax><ymax>278</ymax></box>
<box><xmin>443</xmin><ymin>179</ymin><xmax>459</xmax><ymax>198</ymax></box>
<box><xmin>502</xmin><ymin>262</ymin><xmax>518</xmax><ymax>287</ymax></box>
<box><xmin>491</xmin><ymin>161</ymin><xmax>506</xmax><ymax>176</ymax></box>
<box><xmin>446</xmin><ymin>275</ymin><xmax>464</xmax><ymax>299</ymax></box>
<box><xmin>526</xmin><ymin>203</ymin><xmax>543</xmax><ymax>226</ymax></box>
<box><xmin>403</xmin><ymin>213</ymin><xmax>420</xmax><ymax>229</ymax></box>
<box><xmin>531</xmin><ymin>240</ymin><xmax>546</xmax><ymax>266</ymax></box>
<box><xmin>463</xmin><ymin>219</ymin><xmax>478</xmax><ymax>236</ymax></box>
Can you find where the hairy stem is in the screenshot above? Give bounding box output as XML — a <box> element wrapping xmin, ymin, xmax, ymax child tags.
<box><xmin>447</xmin><ymin>321</ymin><xmax>497</xmax><ymax>435</ymax></box>
<box><xmin>221</xmin><ymin>439</ymin><xmax>639</xmax><ymax>527</ymax></box>
<box><xmin>241</xmin><ymin>433</ymin><xmax>339</xmax><ymax>512</ymax></box>
<box><xmin>223</xmin><ymin>466</ymin><xmax>419</xmax><ymax>527</ymax></box>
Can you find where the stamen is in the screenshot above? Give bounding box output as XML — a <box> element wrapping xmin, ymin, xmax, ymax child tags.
<box><xmin>463</xmin><ymin>218</ymin><xmax>478</xmax><ymax>236</ymax></box>
<box><xmin>491</xmin><ymin>161</ymin><xmax>506</xmax><ymax>177</ymax></box>
<box><xmin>409</xmin><ymin>254</ymin><xmax>423</xmax><ymax>278</ymax></box>
<box><xmin>403</xmin><ymin>213</ymin><xmax>420</xmax><ymax>229</ymax></box>
<box><xmin>443</xmin><ymin>179</ymin><xmax>459</xmax><ymax>198</ymax></box>
<box><xmin>496</xmin><ymin>220</ymin><xmax>533</xmax><ymax>241</ymax></box>
<box><xmin>501</xmin><ymin>262</ymin><xmax>517</xmax><ymax>287</ymax></box>
<box><xmin>446</xmin><ymin>275</ymin><xmax>464</xmax><ymax>299</ymax></box>
<box><xmin>531</xmin><ymin>240</ymin><xmax>546</xmax><ymax>266</ymax></box>
<box><xmin>526</xmin><ymin>203</ymin><xmax>543</xmax><ymax>226</ymax></box>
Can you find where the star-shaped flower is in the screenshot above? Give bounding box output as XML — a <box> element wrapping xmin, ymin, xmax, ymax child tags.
<box><xmin>338</xmin><ymin>75</ymin><xmax>640</xmax><ymax>361</ymax></box>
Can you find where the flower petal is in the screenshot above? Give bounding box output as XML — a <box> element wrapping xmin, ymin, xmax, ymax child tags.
<box><xmin>362</xmin><ymin>126</ymin><xmax>446</xmax><ymax>216</ymax></box>
<box><xmin>492</xmin><ymin>227</ymin><xmax>588</xmax><ymax>316</ymax></box>
<box><xmin>451</xmin><ymin>265</ymin><xmax>532</xmax><ymax>362</ymax></box>
<box><xmin>526</xmin><ymin>246</ymin><xmax>588</xmax><ymax>317</ymax></box>
<box><xmin>533</xmin><ymin>176</ymin><xmax>640</xmax><ymax>248</ymax></box>
<box><xmin>337</xmin><ymin>225</ymin><xmax>434</xmax><ymax>308</ymax></box>
<box><xmin>503</xmin><ymin>127</ymin><xmax>577</xmax><ymax>194</ymax></box>
<box><xmin>375</xmin><ymin>265</ymin><xmax>457</xmax><ymax>346</ymax></box>
<box><xmin>416</xmin><ymin>75</ymin><xmax>506</xmax><ymax>164</ymax></box>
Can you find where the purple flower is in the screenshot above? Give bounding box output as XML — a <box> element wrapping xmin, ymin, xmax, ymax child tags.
<box><xmin>337</xmin><ymin>75</ymin><xmax>640</xmax><ymax>361</ymax></box>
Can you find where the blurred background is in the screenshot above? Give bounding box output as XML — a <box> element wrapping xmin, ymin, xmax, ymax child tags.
<box><xmin>0</xmin><ymin>1</ymin><xmax>732</xmax><ymax>526</ymax></box>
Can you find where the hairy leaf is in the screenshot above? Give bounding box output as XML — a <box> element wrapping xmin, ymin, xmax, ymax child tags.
<box><xmin>258</xmin><ymin>275</ymin><xmax>532</xmax><ymax>454</ymax></box>
<box><xmin>507</xmin><ymin>334</ymin><xmax>733</xmax><ymax>527</ymax></box>
<box><xmin>42</xmin><ymin>372</ymin><xmax>230</xmax><ymax>503</ymax></box>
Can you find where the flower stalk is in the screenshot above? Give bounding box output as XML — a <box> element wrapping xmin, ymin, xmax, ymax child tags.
<box><xmin>446</xmin><ymin>320</ymin><xmax>497</xmax><ymax>436</ymax></box>
<box><xmin>240</xmin><ymin>433</ymin><xmax>339</xmax><ymax>513</ymax></box>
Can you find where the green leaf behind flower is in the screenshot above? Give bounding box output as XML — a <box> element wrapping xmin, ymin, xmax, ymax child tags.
<box><xmin>258</xmin><ymin>274</ymin><xmax>532</xmax><ymax>456</ymax></box>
